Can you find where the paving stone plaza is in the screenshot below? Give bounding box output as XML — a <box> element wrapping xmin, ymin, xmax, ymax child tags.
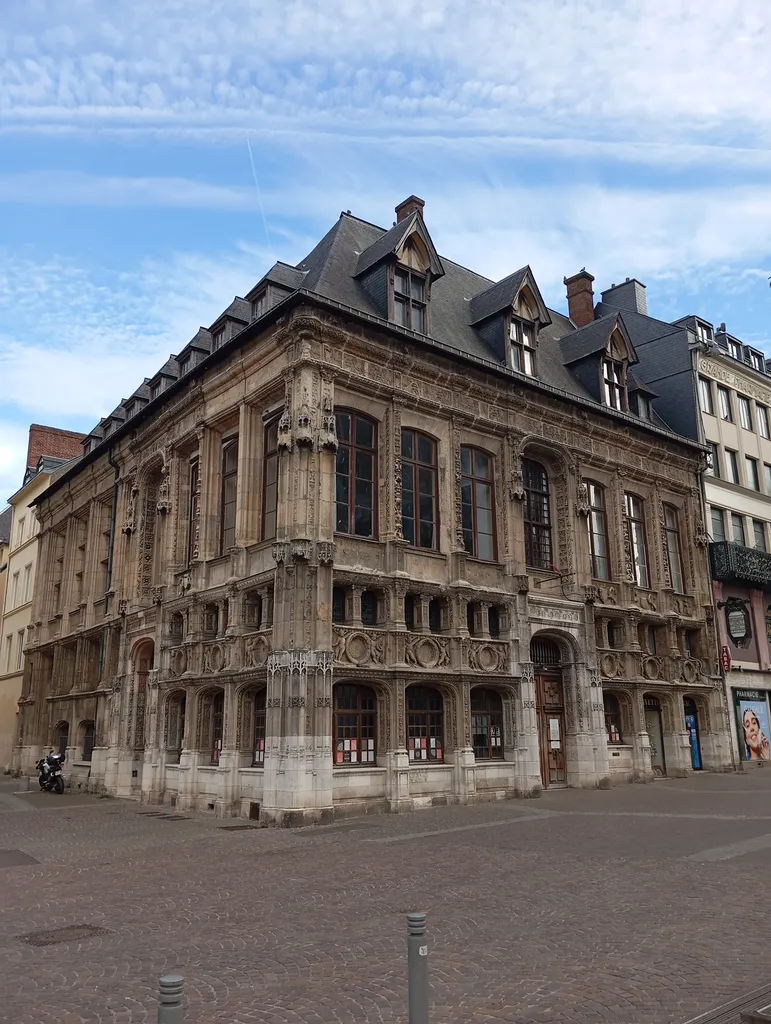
<box><xmin>3</xmin><ymin>773</ymin><xmax>771</xmax><ymax>1024</ymax></box>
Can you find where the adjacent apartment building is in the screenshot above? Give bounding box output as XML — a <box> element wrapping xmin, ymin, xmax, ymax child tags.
<box><xmin>563</xmin><ymin>276</ymin><xmax>771</xmax><ymax>770</ymax></box>
<box><xmin>0</xmin><ymin>425</ymin><xmax>84</xmax><ymax>766</ymax></box>
<box><xmin>13</xmin><ymin>197</ymin><xmax>732</xmax><ymax>822</ymax></box>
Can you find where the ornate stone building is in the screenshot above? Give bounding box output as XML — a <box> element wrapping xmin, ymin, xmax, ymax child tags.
<box><xmin>13</xmin><ymin>196</ymin><xmax>732</xmax><ymax>822</ymax></box>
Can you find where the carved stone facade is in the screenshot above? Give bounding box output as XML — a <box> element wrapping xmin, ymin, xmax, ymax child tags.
<box><xmin>12</xmin><ymin>208</ymin><xmax>734</xmax><ymax>822</ymax></box>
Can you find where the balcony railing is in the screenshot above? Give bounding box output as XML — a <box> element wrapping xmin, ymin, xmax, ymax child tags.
<box><xmin>709</xmin><ymin>541</ymin><xmax>771</xmax><ymax>588</ymax></box>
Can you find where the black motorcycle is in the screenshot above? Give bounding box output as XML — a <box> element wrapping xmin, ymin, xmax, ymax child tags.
<box><xmin>36</xmin><ymin>752</ymin><xmax>65</xmax><ymax>794</ymax></box>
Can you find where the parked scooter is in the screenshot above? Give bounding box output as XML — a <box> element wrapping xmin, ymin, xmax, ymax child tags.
<box><xmin>36</xmin><ymin>751</ymin><xmax>65</xmax><ymax>794</ymax></box>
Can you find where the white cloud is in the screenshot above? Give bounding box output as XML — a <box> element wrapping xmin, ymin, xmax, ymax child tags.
<box><xmin>3</xmin><ymin>0</ymin><xmax>771</xmax><ymax>147</ymax></box>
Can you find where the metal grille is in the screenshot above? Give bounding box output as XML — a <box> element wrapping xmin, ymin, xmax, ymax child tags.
<box><xmin>531</xmin><ymin>637</ymin><xmax>561</xmax><ymax>666</ymax></box>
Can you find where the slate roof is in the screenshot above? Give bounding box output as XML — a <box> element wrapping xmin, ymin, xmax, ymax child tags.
<box><xmin>560</xmin><ymin>314</ymin><xmax>624</xmax><ymax>365</ymax></box>
<box><xmin>355</xmin><ymin>214</ymin><xmax>418</xmax><ymax>276</ymax></box>
<box><xmin>469</xmin><ymin>268</ymin><xmax>529</xmax><ymax>325</ymax></box>
<box><xmin>0</xmin><ymin>506</ymin><xmax>11</xmax><ymax>544</ymax></box>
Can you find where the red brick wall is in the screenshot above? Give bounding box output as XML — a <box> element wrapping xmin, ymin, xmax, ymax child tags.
<box><xmin>26</xmin><ymin>424</ymin><xmax>86</xmax><ymax>470</ymax></box>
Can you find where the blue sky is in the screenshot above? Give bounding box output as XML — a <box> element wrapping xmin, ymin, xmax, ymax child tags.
<box><xmin>2</xmin><ymin>0</ymin><xmax>771</xmax><ymax>502</ymax></box>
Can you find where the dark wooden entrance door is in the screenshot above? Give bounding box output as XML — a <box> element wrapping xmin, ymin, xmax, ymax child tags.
<box><xmin>536</xmin><ymin>670</ymin><xmax>566</xmax><ymax>787</ymax></box>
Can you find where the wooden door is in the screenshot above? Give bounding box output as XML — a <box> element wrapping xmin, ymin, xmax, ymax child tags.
<box><xmin>536</xmin><ymin>670</ymin><xmax>566</xmax><ymax>787</ymax></box>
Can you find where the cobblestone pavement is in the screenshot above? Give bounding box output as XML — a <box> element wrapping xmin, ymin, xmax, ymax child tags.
<box><xmin>4</xmin><ymin>771</ymin><xmax>771</xmax><ymax>1024</ymax></box>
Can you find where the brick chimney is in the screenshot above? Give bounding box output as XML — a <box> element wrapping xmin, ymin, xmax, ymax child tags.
<box><xmin>26</xmin><ymin>423</ymin><xmax>86</xmax><ymax>471</ymax></box>
<box><xmin>395</xmin><ymin>195</ymin><xmax>425</xmax><ymax>223</ymax></box>
<box><xmin>563</xmin><ymin>269</ymin><xmax>595</xmax><ymax>328</ymax></box>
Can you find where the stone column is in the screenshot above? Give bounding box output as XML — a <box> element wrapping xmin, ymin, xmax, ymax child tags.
<box><xmin>261</xmin><ymin>355</ymin><xmax>337</xmax><ymax>826</ymax></box>
<box><xmin>631</xmin><ymin>688</ymin><xmax>653</xmax><ymax>782</ymax></box>
<box><xmin>476</xmin><ymin>602</ymin><xmax>491</xmax><ymax>639</ymax></box>
<box><xmin>385</xmin><ymin>676</ymin><xmax>411</xmax><ymax>812</ymax></box>
<box><xmin>514</xmin><ymin>662</ymin><xmax>541</xmax><ymax>795</ymax></box>
<box><xmin>452</xmin><ymin>678</ymin><xmax>476</xmax><ymax>803</ymax></box>
<box><xmin>415</xmin><ymin>595</ymin><xmax>431</xmax><ymax>634</ymax></box>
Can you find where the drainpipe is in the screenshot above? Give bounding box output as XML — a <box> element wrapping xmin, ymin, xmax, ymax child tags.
<box><xmin>105</xmin><ymin>448</ymin><xmax>120</xmax><ymax>617</ymax></box>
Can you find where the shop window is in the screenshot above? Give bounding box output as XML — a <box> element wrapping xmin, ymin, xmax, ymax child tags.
<box><xmin>334</xmin><ymin>684</ymin><xmax>376</xmax><ymax>765</ymax></box>
<box><xmin>407</xmin><ymin>686</ymin><xmax>443</xmax><ymax>762</ymax></box>
<box><xmin>604</xmin><ymin>694</ymin><xmax>623</xmax><ymax>744</ymax></box>
<box><xmin>471</xmin><ymin>688</ymin><xmax>503</xmax><ymax>760</ymax></box>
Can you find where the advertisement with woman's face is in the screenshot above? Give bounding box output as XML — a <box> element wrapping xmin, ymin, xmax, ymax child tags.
<box><xmin>739</xmin><ymin>700</ymin><xmax>771</xmax><ymax>761</ymax></box>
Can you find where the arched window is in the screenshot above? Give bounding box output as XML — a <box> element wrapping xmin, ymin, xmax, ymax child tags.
<box><xmin>333</xmin><ymin>684</ymin><xmax>376</xmax><ymax>765</ymax></box>
<box><xmin>54</xmin><ymin>721</ymin><xmax>69</xmax><ymax>756</ymax></box>
<box><xmin>201</xmin><ymin>690</ymin><xmax>225</xmax><ymax>765</ymax></box>
<box><xmin>407</xmin><ymin>686</ymin><xmax>443</xmax><ymax>762</ymax></box>
<box><xmin>81</xmin><ymin>721</ymin><xmax>95</xmax><ymax>762</ymax></box>
<box><xmin>401</xmin><ymin>429</ymin><xmax>438</xmax><ymax>549</ymax></box>
<box><xmin>523</xmin><ymin>459</ymin><xmax>552</xmax><ymax>569</ymax></box>
<box><xmin>166</xmin><ymin>691</ymin><xmax>186</xmax><ymax>764</ymax></box>
<box><xmin>335</xmin><ymin>411</ymin><xmax>377</xmax><ymax>538</ymax></box>
<box><xmin>586</xmin><ymin>481</ymin><xmax>610</xmax><ymax>580</ymax></box>
<box><xmin>460</xmin><ymin>447</ymin><xmax>496</xmax><ymax>561</ymax></box>
<box><xmin>252</xmin><ymin>688</ymin><xmax>267</xmax><ymax>766</ymax></box>
<box><xmin>471</xmin><ymin>689</ymin><xmax>503</xmax><ymax>760</ymax></box>
<box><xmin>604</xmin><ymin>694</ymin><xmax>622</xmax><ymax>744</ymax></box>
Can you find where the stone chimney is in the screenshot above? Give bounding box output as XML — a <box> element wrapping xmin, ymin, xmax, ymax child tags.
<box><xmin>600</xmin><ymin>277</ymin><xmax>648</xmax><ymax>316</ymax></box>
<box><xmin>563</xmin><ymin>269</ymin><xmax>595</xmax><ymax>328</ymax></box>
<box><xmin>395</xmin><ymin>195</ymin><xmax>425</xmax><ymax>223</ymax></box>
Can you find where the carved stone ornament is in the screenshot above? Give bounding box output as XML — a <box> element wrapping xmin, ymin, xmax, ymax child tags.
<box><xmin>574</xmin><ymin>480</ymin><xmax>591</xmax><ymax>517</ymax></box>
<box><xmin>122</xmin><ymin>480</ymin><xmax>139</xmax><ymax>535</ymax></box>
<box><xmin>296</xmin><ymin>391</ymin><xmax>314</xmax><ymax>449</ymax></box>
<box><xmin>118</xmin><ymin>599</ymin><xmax>128</xmax><ymax>616</ymax></box>
<box><xmin>600</xmin><ymin>652</ymin><xmax>621</xmax><ymax>678</ymax></box>
<box><xmin>316</xmin><ymin>541</ymin><xmax>335</xmax><ymax>565</ymax></box>
<box><xmin>169</xmin><ymin>647</ymin><xmax>188</xmax><ymax>677</ymax></box>
<box><xmin>508</xmin><ymin>469</ymin><xmax>526</xmax><ymax>502</ymax></box>
<box><xmin>515</xmin><ymin>575</ymin><xmax>530</xmax><ymax>594</ymax></box>
<box><xmin>291</xmin><ymin>540</ymin><xmax>313</xmax><ymax>562</ymax></box>
<box><xmin>244</xmin><ymin>634</ymin><xmax>270</xmax><ymax>669</ymax></box>
<box><xmin>405</xmin><ymin>635</ymin><xmax>450</xmax><ymax>669</ymax></box>
<box><xmin>272</xmin><ymin>542</ymin><xmax>289</xmax><ymax>564</ymax></box>
<box><xmin>642</xmin><ymin>655</ymin><xmax>662</xmax><ymax>681</ymax></box>
<box><xmin>583</xmin><ymin>585</ymin><xmax>600</xmax><ymax>605</ymax></box>
<box><xmin>151</xmin><ymin>585</ymin><xmax>164</xmax><ymax>605</ymax></box>
<box><xmin>466</xmin><ymin>641</ymin><xmax>507</xmax><ymax>674</ymax></box>
<box><xmin>333</xmin><ymin>628</ymin><xmax>387</xmax><ymax>667</ymax></box>
<box><xmin>178</xmin><ymin>573</ymin><xmax>191</xmax><ymax>596</ymax></box>
<box><xmin>156</xmin><ymin>468</ymin><xmax>171</xmax><ymax>515</ymax></box>
<box><xmin>318</xmin><ymin>393</ymin><xmax>338</xmax><ymax>452</ymax></box>
<box><xmin>694</xmin><ymin>518</ymin><xmax>709</xmax><ymax>547</ymax></box>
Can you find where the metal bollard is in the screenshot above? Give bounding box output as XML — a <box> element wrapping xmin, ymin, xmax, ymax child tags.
<box><xmin>158</xmin><ymin>973</ymin><xmax>184</xmax><ymax>1024</ymax></box>
<box><xmin>407</xmin><ymin>912</ymin><xmax>429</xmax><ymax>1024</ymax></box>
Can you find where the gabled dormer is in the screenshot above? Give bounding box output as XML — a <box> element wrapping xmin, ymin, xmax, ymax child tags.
<box><xmin>560</xmin><ymin>312</ymin><xmax>638</xmax><ymax>412</ymax></box>
<box><xmin>355</xmin><ymin>196</ymin><xmax>444</xmax><ymax>335</ymax></box>
<box><xmin>468</xmin><ymin>266</ymin><xmax>551</xmax><ymax>376</ymax></box>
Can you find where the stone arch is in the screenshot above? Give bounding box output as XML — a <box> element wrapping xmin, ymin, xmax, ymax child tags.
<box><xmin>129</xmin><ymin>638</ymin><xmax>154</xmax><ymax>752</ymax></box>
<box><xmin>195</xmin><ymin>684</ymin><xmax>226</xmax><ymax>763</ymax></box>
<box><xmin>53</xmin><ymin>719</ymin><xmax>70</xmax><ymax>756</ymax></box>
<box><xmin>163</xmin><ymin>687</ymin><xmax>187</xmax><ymax>761</ymax></box>
<box><xmin>331</xmin><ymin>679</ymin><xmax>381</xmax><ymax>765</ymax></box>
<box><xmin>234</xmin><ymin>681</ymin><xmax>267</xmax><ymax>763</ymax></box>
<box><xmin>683</xmin><ymin>691</ymin><xmax>712</xmax><ymax>735</ymax></box>
<box><xmin>643</xmin><ymin>688</ymin><xmax>677</xmax><ymax>733</ymax></box>
<box><xmin>602</xmin><ymin>686</ymin><xmax>634</xmax><ymax>744</ymax></box>
<box><xmin>530</xmin><ymin>628</ymin><xmax>579</xmax><ymax>667</ymax></box>
<box><xmin>404</xmin><ymin>681</ymin><xmax>453</xmax><ymax>761</ymax></box>
<box><xmin>77</xmin><ymin>719</ymin><xmax>96</xmax><ymax>762</ymax></box>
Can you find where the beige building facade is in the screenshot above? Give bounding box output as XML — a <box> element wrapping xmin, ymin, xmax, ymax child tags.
<box><xmin>14</xmin><ymin>198</ymin><xmax>732</xmax><ymax>821</ymax></box>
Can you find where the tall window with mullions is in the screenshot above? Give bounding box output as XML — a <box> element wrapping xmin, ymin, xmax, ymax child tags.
<box><xmin>401</xmin><ymin>429</ymin><xmax>438</xmax><ymax>549</ymax></box>
<box><xmin>407</xmin><ymin>686</ymin><xmax>444</xmax><ymax>761</ymax></box>
<box><xmin>334</xmin><ymin>684</ymin><xmax>376</xmax><ymax>765</ymax></box>
<box><xmin>523</xmin><ymin>459</ymin><xmax>552</xmax><ymax>569</ymax></box>
<box><xmin>335</xmin><ymin>411</ymin><xmax>377</xmax><ymax>538</ymax></box>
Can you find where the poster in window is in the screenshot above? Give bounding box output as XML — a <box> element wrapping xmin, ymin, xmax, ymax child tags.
<box><xmin>738</xmin><ymin>696</ymin><xmax>771</xmax><ymax>761</ymax></box>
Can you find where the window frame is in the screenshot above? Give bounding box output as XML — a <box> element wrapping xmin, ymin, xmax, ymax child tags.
<box><xmin>523</xmin><ymin>459</ymin><xmax>552</xmax><ymax>570</ymax></box>
<box><xmin>624</xmin><ymin>493</ymin><xmax>651</xmax><ymax>589</ymax></box>
<box><xmin>750</xmin><ymin>351</ymin><xmax>765</xmax><ymax>372</ymax></box>
<box><xmin>586</xmin><ymin>480</ymin><xmax>610</xmax><ymax>580</ymax></box>
<box><xmin>698</xmin><ymin>377</ymin><xmax>714</xmax><ymax>415</ymax></box>
<box><xmin>731</xmin><ymin>512</ymin><xmax>746</xmax><ymax>546</ymax></box>
<box><xmin>219</xmin><ymin>435</ymin><xmax>239</xmax><ymax>554</ymax></box>
<box><xmin>401</xmin><ymin>428</ymin><xmax>439</xmax><ymax>550</ymax></box>
<box><xmin>470</xmin><ymin>688</ymin><xmax>504</xmax><ymax>760</ymax></box>
<box><xmin>604</xmin><ymin>694</ymin><xmax>623</xmax><ymax>744</ymax></box>
<box><xmin>758</xmin><ymin>405</ymin><xmax>771</xmax><ymax>439</ymax></box>
<box><xmin>725</xmin><ymin>449</ymin><xmax>740</xmax><ymax>484</ymax></box>
<box><xmin>510</xmin><ymin>317</ymin><xmax>536</xmax><ymax>376</ymax></box>
<box><xmin>663</xmin><ymin>504</ymin><xmax>685</xmax><ymax>594</ymax></box>
<box><xmin>460</xmin><ymin>446</ymin><xmax>497</xmax><ymax>562</ymax></box>
<box><xmin>753</xmin><ymin>520</ymin><xmax>768</xmax><ymax>552</ymax></box>
<box><xmin>187</xmin><ymin>457</ymin><xmax>199</xmax><ymax>566</ymax></box>
<box><xmin>706</xmin><ymin>442</ymin><xmax>720</xmax><ymax>477</ymax></box>
<box><xmin>710</xmin><ymin>507</ymin><xmax>726</xmax><ymax>541</ymax></box>
<box><xmin>738</xmin><ymin>395</ymin><xmax>753</xmax><ymax>431</ymax></box>
<box><xmin>335</xmin><ymin>410</ymin><xmax>378</xmax><ymax>539</ymax></box>
<box><xmin>333</xmin><ymin>684</ymin><xmax>376</xmax><ymax>766</ymax></box>
<box><xmin>717</xmin><ymin>386</ymin><xmax>733</xmax><ymax>421</ymax></box>
<box><xmin>251</xmin><ymin>688</ymin><xmax>267</xmax><ymax>766</ymax></box>
<box><xmin>746</xmin><ymin>456</ymin><xmax>760</xmax><ymax>491</ymax></box>
<box><xmin>406</xmin><ymin>686</ymin><xmax>444</xmax><ymax>762</ymax></box>
<box><xmin>727</xmin><ymin>338</ymin><xmax>743</xmax><ymax>360</ymax></box>
<box><xmin>392</xmin><ymin>264</ymin><xmax>427</xmax><ymax>333</ymax></box>
<box><xmin>262</xmin><ymin>417</ymin><xmax>280</xmax><ymax>541</ymax></box>
<box><xmin>602</xmin><ymin>357</ymin><xmax>626</xmax><ymax>410</ymax></box>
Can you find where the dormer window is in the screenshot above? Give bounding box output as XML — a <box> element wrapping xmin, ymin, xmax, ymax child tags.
<box><xmin>150</xmin><ymin>381</ymin><xmax>162</xmax><ymax>400</ymax></box>
<box><xmin>727</xmin><ymin>338</ymin><xmax>742</xmax><ymax>360</ymax></box>
<box><xmin>602</xmin><ymin>358</ymin><xmax>625</xmax><ymax>410</ymax></box>
<box><xmin>510</xmin><ymin>319</ymin><xmax>536</xmax><ymax>376</ymax></box>
<box><xmin>213</xmin><ymin>327</ymin><xmax>225</xmax><ymax>350</ymax></box>
<box><xmin>393</xmin><ymin>267</ymin><xmax>426</xmax><ymax>332</ymax></box>
<box><xmin>252</xmin><ymin>291</ymin><xmax>267</xmax><ymax>320</ymax></box>
<box><xmin>697</xmin><ymin>322</ymin><xmax>713</xmax><ymax>343</ymax></box>
<box><xmin>102</xmin><ymin>422</ymin><xmax>112</xmax><ymax>437</ymax></box>
<box><xmin>636</xmin><ymin>395</ymin><xmax>651</xmax><ymax>420</ymax></box>
<box><xmin>750</xmin><ymin>350</ymin><xmax>764</xmax><ymax>372</ymax></box>
<box><xmin>179</xmin><ymin>356</ymin><xmax>191</xmax><ymax>375</ymax></box>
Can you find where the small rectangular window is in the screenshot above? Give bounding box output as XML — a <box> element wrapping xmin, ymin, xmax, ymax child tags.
<box><xmin>747</xmin><ymin>456</ymin><xmax>760</xmax><ymax>490</ymax></box>
<box><xmin>758</xmin><ymin>405</ymin><xmax>770</xmax><ymax>439</ymax></box>
<box><xmin>179</xmin><ymin>356</ymin><xmax>191</xmax><ymax>375</ymax></box>
<box><xmin>16</xmin><ymin>630</ymin><xmax>24</xmax><ymax>671</ymax></box>
<box><xmin>750</xmin><ymin>351</ymin><xmax>765</xmax><ymax>372</ymax></box>
<box><xmin>510</xmin><ymin>320</ymin><xmax>536</xmax><ymax>376</ymax></box>
<box><xmin>710</xmin><ymin>507</ymin><xmax>726</xmax><ymax>541</ymax></box>
<box><xmin>602</xmin><ymin>359</ymin><xmax>625</xmax><ymax>410</ymax></box>
<box><xmin>727</xmin><ymin>339</ymin><xmax>743</xmax><ymax>360</ymax></box>
<box><xmin>150</xmin><ymin>381</ymin><xmax>162</xmax><ymax>400</ymax></box>
<box><xmin>717</xmin><ymin>386</ymin><xmax>732</xmax><ymax>421</ymax></box>
<box><xmin>753</xmin><ymin>520</ymin><xmax>767</xmax><ymax>551</ymax></box>
<box><xmin>220</xmin><ymin>436</ymin><xmax>239</xmax><ymax>553</ymax></box>
<box><xmin>739</xmin><ymin>395</ymin><xmax>753</xmax><ymax>430</ymax></box>
<box><xmin>332</xmin><ymin>587</ymin><xmax>346</xmax><ymax>624</ymax></box>
<box><xmin>252</xmin><ymin>292</ymin><xmax>267</xmax><ymax>319</ymax></box>
<box><xmin>697</xmin><ymin>323</ymin><xmax>713</xmax><ymax>343</ymax></box>
<box><xmin>706</xmin><ymin>442</ymin><xmax>720</xmax><ymax>477</ymax></box>
<box><xmin>698</xmin><ymin>377</ymin><xmax>714</xmax><ymax>415</ymax></box>
<box><xmin>725</xmin><ymin>449</ymin><xmax>739</xmax><ymax>484</ymax></box>
<box><xmin>765</xmin><ymin>464</ymin><xmax>771</xmax><ymax>494</ymax></box>
<box><xmin>213</xmin><ymin>327</ymin><xmax>225</xmax><ymax>350</ymax></box>
<box><xmin>731</xmin><ymin>512</ymin><xmax>746</xmax><ymax>546</ymax></box>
